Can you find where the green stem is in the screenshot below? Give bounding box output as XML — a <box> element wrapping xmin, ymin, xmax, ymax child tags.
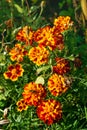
<box><xmin>36</xmin><ymin>65</ymin><xmax>52</xmax><ymax>75</ymax></box>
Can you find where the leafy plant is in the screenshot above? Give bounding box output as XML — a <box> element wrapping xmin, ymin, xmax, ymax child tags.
<box><xmin>0</xmin><ymin>1</ymin><xmax>87</xmax><ymax>130</ymax></box>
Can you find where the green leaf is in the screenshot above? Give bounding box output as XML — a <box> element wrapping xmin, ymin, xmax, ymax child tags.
<box><xmin>59</xmin><ymin>10</ymin><xmax>70</xmax><ymax>16</ymax></box>
<box><xmin>67</xmin><ymin>0</ymin><xmax>72</xmax><ymax>5</ymax></box>
<box><xmin>0</xmin><ymin>94</ymin><xmax>6</xmax><ymax>100</ymax></box>
<box><xmin>84</xmin><ymin>106</ymin><xmax>87</xmax><ymax>120</ymax></box>
<box><xmin>29</xmin><ymin>6</ymin><xmax>39</xmax><ymax>14</ymax></box>
<box><xmin>14</xmin><ymin>4</ymin><xmax>23</xmax><ymax>13</ymax></box>
<box><xmin>31</xmin><ymin>0</ymin><xmax>38</xmax><ymax>4</ymax></box>
<box><xmin>0</xmin><ymin>53</ymin><xmax>5</xmax><ymax>62</ymax></box>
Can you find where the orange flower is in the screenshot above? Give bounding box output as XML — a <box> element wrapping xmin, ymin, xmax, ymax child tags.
<box><xmin>48</xmin><ymin>73</ymin><xmax>70</xmax><ymax>96</ymax></box>
<box><xmin>50</xmin><ymin>27</ymin><xmax>64</xmax><ymax>50</ymax></box>
<box><xmin>16</xmin><ymin>26</ymin><xmax>34</xmax><ymax>45</ymax></box>
<box><xmin>34</xmin><ymin>26</ymin><xmax>51</xmax><ymax>46</ymax></box>
<box><xmin>22</xmin><ymin>82</ymin><xmax>46</xmax><ymax>106</ymax></box>
<box><xmin>34</xmin><ymin>26</ymin><xmax>64</xmax><ymax>50</ymax></box>
<box><xmin>3</xmin><ymin>63</ymin><xmax>24</xmax><ymax>81</ymax></box>
<box><xmin>9</xmin><ymin>43</ymin><xmax>28</xmax><ymax>62</ymax></box>
<box><xmin>47</xmin><ymin>28</ymin><xmax>64</xmax><ymax>50</ymax></box>
<box><xmin>53</xmin><ymin>57</ymin><xmax>70</xmax><ymax>75</ymax></box>
<box><xmin>28</xmin><ymin>46</ymin><xmax>49</xmax><ymax>66</ymax></box>
<box><xmin>16</xmin><ymin>99</ymin><xmax>28</xmax><ymax>112</ymax></box>
<box><xmin>36</xmin><ymin>99</ymin><xmax>62</xmax><ymax>125</ymax></box>
<box><xmin>53</xmin><ymin>16</ymin><xmax>73</xmax><ymax>33</ymax></box>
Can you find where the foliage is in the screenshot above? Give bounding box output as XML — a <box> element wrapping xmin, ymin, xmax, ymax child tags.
<box><xmin>0</xmin><ymin>0</ymin><xmax>87</xmax><ymax>130</ymax></box>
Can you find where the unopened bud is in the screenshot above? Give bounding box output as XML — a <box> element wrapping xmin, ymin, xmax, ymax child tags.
<box><xmin>40</xmin><ymin>1</ymin><xmax>46</xmax><ymax>8</ymax></box>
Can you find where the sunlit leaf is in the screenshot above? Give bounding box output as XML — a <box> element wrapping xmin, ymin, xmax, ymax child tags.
<box><xmin>14</xmin><ymin>4</ymin><xmax>23</xmax><ymax>13</ymax></box>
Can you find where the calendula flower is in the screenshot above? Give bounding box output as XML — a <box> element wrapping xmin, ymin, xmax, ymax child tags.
<box><xmin>53</xmin><ymin>57</ymin><xmax>70</xmax><ymax>75</ymax></box>
<box><xmin>28</xmin><ymin>46</ymin><xmax>49</xmax><ymax>66</ymax></box>
<box><xmin>16</xmin><ymin>26</ymin><xmax>34</xmax><ymax>45</ymax></box>
<box><xmin>48</xmin><ymin>73</ymin><xmax>70</xmax><ymax>96</ymax></box>
<box><xmin>34</xmin><ymin>26</ymin><xmax>64</xmax><ymax>50</ymax></box>
<box><xmin>9</xmin><ymin>43</ymin><xmax>28</xmax><ymax>62</ymax></box>
<box><xmin>53</xmin><ymin>16</ymin><xmax>73</xmax><ymax>33</ymax></box>
<box><xmin>16</xmin><ymin>99</ymin><xmax>28</xmax><ymax>112</ymax></box>
<box><xmin>22</xmin><ymin>82</ymin><xmax>46</xmax><ymax>106</ymax></box>
<box><xmin>3</xmin><ymin>63</ymin><xmax>24</xmax><ymax>81</ymax></box>
<box><xmin>36</xmin><ymin>99</ymin><xmax>62</xmax><ymax>125</ymax></box>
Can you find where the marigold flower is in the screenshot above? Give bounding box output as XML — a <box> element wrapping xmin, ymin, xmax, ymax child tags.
<box><xmin>16</xmin><ymin>26</ymin><xmax>34</xmax><ymax>45</ymax></box>
<box><xmin>22</xmin><ymin>82</ymin><xmax>46</xmax><ymax>106</ymax></box>
<box><xmin>50</xmin><ymin>27</ymin><xmax>64</xmax><ymax>50</ymax></box>
<box><xmin>3</xmin><ymin>63</ymin><xmax>24</xmax><ymax>81</ymax></box>
<box><xmin>9</xmin><ymin>43</ymin><xmax>28</xmax><ymax>62</ymax></box>
<box><xmin>47</xmin><ymin>29</ymin><xmax>64</xmax><ymax>50</ymax></box>
<box><xmin>53</xmin><ymin>57</ymin><xmax>70</xmax><ymax>75</ymax></box>
<box><xmin>34</xmin><ymin>26</ymin><xmax>50</xmax><ymax>46</ymax></box>
<box><xmin>34</xmin><ymin>26</ymin><xmax>64</xmax><ymax>50</ymax></box>
<box><xmin>36</xmin><ymin>99</ymin><xmax>62</xmax><ymax>125</ymax></box>
<box><xmin>53</xmin><ymin>16</ymin><xmax>73</xmax><ymax>33</ymax></box>
<box><xmin>48</xmin><ymin>73</ymin><xmax>70</xmax><ymax>96</ymax></box>
<box><xmin>28</xmin><ymin>46</ymin><xmax>49</xmax><ymax>66</ymax></box>
<box><xmin>16</xmin><ymin>99</ymin><xmax>28</xmax><ymax>112</ymax></box>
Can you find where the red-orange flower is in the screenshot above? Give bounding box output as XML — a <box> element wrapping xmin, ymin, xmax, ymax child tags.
<box><xmin>22</xmin><ymin>82</ymin><xmax>46</xmax><ymax>106</ymax></box>
<box><xmin>16</xmin><ymin>99</ymin><xmax>28</xmax><ymax>112</ymax></box>
<box><xmin>36</xmin><ymin>99</ymin><xmax>62</xmax><ymax>125</ymax></box>
<box><xmin>53</xmin><ymin>16</ymin><xmax>73</xmax><ymax>33</ymax></box>
<box><xmin>28</xmin><ymin>46</ymin><xmax>49</xmax><ymax>66</ymax></box>
<box><xmin>53</xmin><ymin>57</ymin><xmax>70</xmax><ymax>75</ymax></box>
<box><xmin>34</xmin><ymin>26</ymin><xmax>51</xmax><ymax>46</ymax></box>
<box><xmin>3</xmin><ymin>63</ymin><xmax>24</xmax><ymax>81</ymax></box>
<box><xmin>9</xmin><ymin>43</ymin><xmax>28</xmax><ymax>62</ymax></box>
<box><xmin>48</xmin><ymin>73</ymin><xmax>70</xmax><ymax>96</ymax></box>
<box><xmin>34</xmin><ymin>26</ymin><xmax>64</xmax><ymax>50</ymax></box>
<box><xmin>16</xmin><ymin>26</ymin><xmax>34</xmax><ymax>45</ymax></box>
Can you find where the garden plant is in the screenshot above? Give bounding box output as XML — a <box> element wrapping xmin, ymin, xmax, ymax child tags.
<box><xmin>0</xmin><ymin>0</ymin><xmax>87</xmax><ymax>130</ymax></box>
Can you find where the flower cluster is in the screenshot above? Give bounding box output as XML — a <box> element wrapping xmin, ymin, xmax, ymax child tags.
<box><xmin>34</xmin><ymin>25</ymin><xmax>64</xmax><ymax>50</ymax></box>
<box><xmin>3</xmin><ymin>16</ymin><xmax>73</xmax><ymax>125</ymax></box>
<box><xmin>16</xmin><ymin>82</ymin><xmax>46</xmax><ymax>111</ymax></box>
